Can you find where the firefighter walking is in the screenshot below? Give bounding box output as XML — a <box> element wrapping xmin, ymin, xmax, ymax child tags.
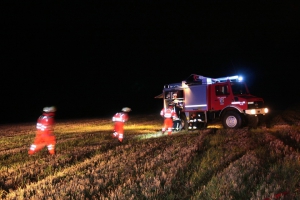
<box><xmin>28</xmin><ymin>106</ymin><xmax>57</xmax><ymax>155</ymax></box>
<box><xmin>112</xmin><ymin>107</ymin><xmax>131</xmax><ymax>143</ymax></box>
<box><xmin>160</xmin><ymin>103</ymin><xmax>177</xmax><ymax>135</ymax></box>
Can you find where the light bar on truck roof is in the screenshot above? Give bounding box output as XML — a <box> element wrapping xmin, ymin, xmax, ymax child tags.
<box><xmin>212</xmin><ymin>75</ymin><xmax>243</xmax><ymax>83</ymax></box>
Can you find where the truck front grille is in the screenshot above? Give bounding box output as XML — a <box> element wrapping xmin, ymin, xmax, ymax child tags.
<box><xmin>248</xmin><ymin>101</ymin><xmax>264</xmax><ymax>109</ymax></box>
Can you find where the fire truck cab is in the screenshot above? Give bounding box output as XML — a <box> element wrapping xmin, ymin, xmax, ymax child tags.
<box><xmin>155</xmin><ymin>74</ymin><xmax>269</xmax><ymax>129</ymax></box>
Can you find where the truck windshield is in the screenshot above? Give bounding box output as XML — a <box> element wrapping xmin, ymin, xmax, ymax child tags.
<box><xmin>231</xmin><ymin>82</ymin><xmax>248</xmax><ymax>95</ymax></box>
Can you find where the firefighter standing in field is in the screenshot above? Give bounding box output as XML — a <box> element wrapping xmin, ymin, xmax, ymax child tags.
<box><xmin>172</xmin><ymin>99</ymin><xmax>182</xmax><ymax>132</ymax></box>
<box><xmin>188</xmin><ymin>113</ymin><xmax>202</xmax><ymax>130</ymax></box>
<box><xmin>28</xmin><ymin>106</ymin><xmax>57</xmax><ymax>155</ymax></box>
<box><xmin>160</xmin><ymin>102</ymin><xmax>177</xmax><ymax>135</ymax></box>
<box><xmin>112</xmin><ymin>107</ymin><xmax>131</xmax><ymax>143</ymax></box>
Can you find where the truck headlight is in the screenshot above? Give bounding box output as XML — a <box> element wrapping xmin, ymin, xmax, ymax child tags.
<box><xmin>250</xmin><ymin>109</ymin><xmax>256</xmax><ymax>114</ymax></box>
<box><xmin>264</xmin><ymin>108</ymin><xmax>269</xmax><ymax>113</ymax></box>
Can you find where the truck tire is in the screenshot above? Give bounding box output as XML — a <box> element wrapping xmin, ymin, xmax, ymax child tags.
<box><xmin>180</xmin><ymin>113</ymin><xmax>188</xmax><ymax>130</ymax></box>
<box><xmin>222</xmin><ymin>111</ymin><xmax>242</xmax><ymax>129</ymax></box>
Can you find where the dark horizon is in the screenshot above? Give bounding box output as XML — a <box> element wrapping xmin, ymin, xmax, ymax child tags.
<box><xmin>1</xmin><ymin>1</ymin><xmax>299</xmax><ymax>124</ymax></box>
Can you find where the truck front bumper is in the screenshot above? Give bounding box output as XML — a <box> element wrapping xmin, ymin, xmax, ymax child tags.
<box><xmin>245</xmin><ymin>108</ymin><xmax>269</xmax><ymax>115</ymax></box>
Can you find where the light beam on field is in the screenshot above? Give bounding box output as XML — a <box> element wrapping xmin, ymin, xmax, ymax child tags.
<box><xmin>134</xmin><ymin>130</ymin><xmax>188</xmax><ymax>140</ymax></box>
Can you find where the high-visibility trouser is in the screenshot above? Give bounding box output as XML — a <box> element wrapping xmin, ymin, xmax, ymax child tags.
<box><xmin>29</xmin><ymin>133</ymin><xmax>56</xmax><ymax>155</ymax></box>
<box><xmin>162</xmin><ymin>118</ymin><xmax>173</xmax><ymax>135</ymax></box>
<box><xmin>113</xmin><ymin>122</ymin><xmax>124</xmax><ymax>141</ymax></box>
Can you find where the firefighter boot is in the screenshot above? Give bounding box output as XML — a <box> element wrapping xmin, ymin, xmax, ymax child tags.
<box><xmin>28</xmin><ymin>150</ymin><xmax>35</xmax><ymax>155</ymax></box>
<box><xmin>118</xmin><ymin>134</ymin><xmax>123</xmax><ymax>143</ymax></box>
<box><xmin>28</xmin><ymin>144</ymin><xmax>37</xmax><ymax>155</ymax></box>
<box><xmin>112</xmin><ymin>132</ymin><xmax>118</xmax><ymax>138</ymax></box>
<box><xmin>47</xmin><ymin>144</ymin><xmax>55</xmax><ymax>155</ymax></box>
<box><xmin>167</xmin><ymin>128</ymin><xmax>172</xmax><ymax>135</ymax></box>
<box><xmin>49</xmin><ymin>149</ymin><xmax>55</xmax><ymax>155</ymax></box>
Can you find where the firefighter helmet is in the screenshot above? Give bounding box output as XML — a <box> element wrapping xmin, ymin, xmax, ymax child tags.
<box><xmin>43</xmin><ymin>106</ymin><xmax>56</xmax><ymax>113</ymax></box>
<box><xmin>122</xmin><ymin>107</ymin><xmax>131</xmax><ymax>112</ymax></box>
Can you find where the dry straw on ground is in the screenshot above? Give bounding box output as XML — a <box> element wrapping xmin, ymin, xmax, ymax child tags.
<box><xmin>0</xmin><ymin>110</ymin><xmax>300</xmax><ymax>199</ymax></box>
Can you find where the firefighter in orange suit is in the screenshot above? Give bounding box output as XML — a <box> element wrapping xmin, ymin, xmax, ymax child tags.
<box><xmin>160</xmin><ymin>103</ymin><xmax>177</xmax><ymax>135</ymax></box>
<box><xmin>28</xmin><ymin>106</ymin><xmax>56</xmax><ymax>155</ymax></box>
<box><xmin>112</xmin><ymin>107</ymin><xmax>131</xmax><ymax>142</ymax></box>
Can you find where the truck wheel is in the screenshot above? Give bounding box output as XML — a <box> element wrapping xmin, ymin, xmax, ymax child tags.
<box><xmin>222</xmin><ymin>111</ymin><xmax>242</xmax><ymax>129</ymax></box>
<box><xmin>180</xmin><ymin>113</ymin><xmax>188</xmax><ymax>130</ymax></box>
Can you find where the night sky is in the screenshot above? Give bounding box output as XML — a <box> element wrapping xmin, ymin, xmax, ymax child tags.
<box><xmin>1</xmin><ymin>1</ymin><xmax>300</xmax><ymax>124</ymax></box>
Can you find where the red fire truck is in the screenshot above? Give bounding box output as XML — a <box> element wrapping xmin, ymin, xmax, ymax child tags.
<box><xmin>155</xmin><ymin>74</ymin><xmax>269</xmax><ymax>129</ymax></box>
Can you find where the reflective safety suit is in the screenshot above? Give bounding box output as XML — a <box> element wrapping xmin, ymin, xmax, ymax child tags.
<box><xmin>160</xmin><ymin>106</ymin><xmax>177</xmax><ymax>135</ymax></box>
<box><xmin>28</xmin><ymin>112</ymin><xmax>56</xmax><ymax>155</ymax></box>
<box><xmin>112</xmin><ymin>112</ymin><xmax>129</xmax><ymax>142</ymax></box>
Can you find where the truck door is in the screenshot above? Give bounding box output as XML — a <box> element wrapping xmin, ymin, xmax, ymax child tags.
<box><xmin>184</xmin><ymin>85</ymin><xmax>208</xmax><ymax>111</ymax></box>
<box><xmin>210</xmin><ymin>83</ymin><xmax>232</xmax><ymax>111</ymax></box>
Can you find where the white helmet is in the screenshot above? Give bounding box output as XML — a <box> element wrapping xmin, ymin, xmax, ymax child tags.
<box><xmin>122</xmin><ymin>107</ymin><xmax>131</xmax><ymax>112</ymax></box>
<box><xmin>43</xmin><ymin>106</ymin><xmax>56</xmax><ymax>113</ymax></box>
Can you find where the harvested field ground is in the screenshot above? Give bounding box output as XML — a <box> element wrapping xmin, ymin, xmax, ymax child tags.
<box><xmin>1</xmin><ymin>107</ymin><xmax>300</xmax><ymax>200</ymax></box>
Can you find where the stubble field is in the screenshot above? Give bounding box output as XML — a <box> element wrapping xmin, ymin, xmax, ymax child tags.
<box><xmin>1</xmin><ymin>106</ymin><xmax>300</xmax><ymax>200</ymax></box>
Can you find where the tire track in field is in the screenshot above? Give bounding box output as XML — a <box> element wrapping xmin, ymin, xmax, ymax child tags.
<box><xmin>3</xmin><ymin>131</ymin><xmax>209</xmax><ymax>199</ymax></box>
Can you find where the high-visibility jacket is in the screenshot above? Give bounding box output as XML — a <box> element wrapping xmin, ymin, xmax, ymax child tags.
<box><xmin>36</xmin><ymin>112</ymin><xmax>55</xmax><ymax>134</ymax></box>
<box><xmin>160</xmin><ymin>107</ymin><xmax>177</xmax><ymax>119</ymax></box>
<box><xmin>112</xmin><ymin>112</ymin><xmax>128</xmax><ymax>122</ymax></box>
